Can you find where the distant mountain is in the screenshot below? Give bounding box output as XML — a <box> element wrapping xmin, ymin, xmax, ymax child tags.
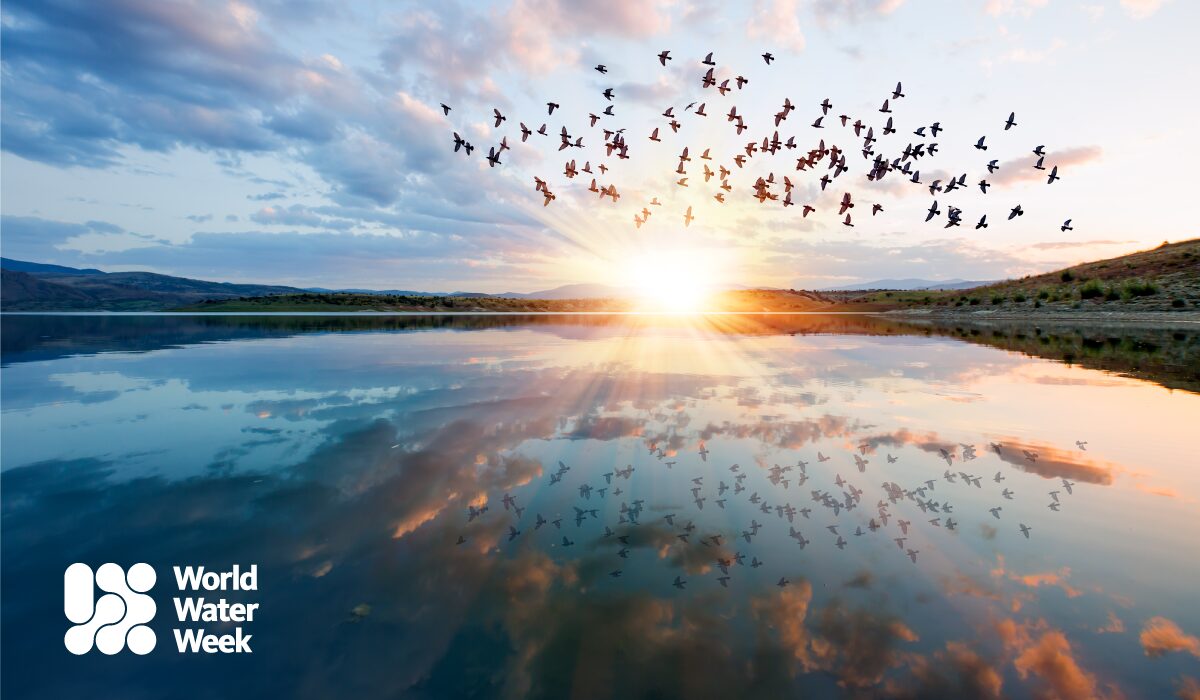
<box><xmin>823</xmin><ymin>278</ymin><xmax>996</xmax><ymax>292</ymax></box>
<box><xmin>300</xmin><ymin>284</ymin><xmax>630</xmax><ymax>299</ymax></box>
<box><xmin>0</xmin><ymin>258</ymin><xmax>104</xmax><ymax>276</ymax></box>
<box><xmin>496</xmin><ymin>283</ymin><xmax>631</xmax><ymax>300</ymax></box>
<box><xmin>1</xmin><ymin>258</ymin><xmax>305</xmax><ymax>311</ymax></box>
<box><xmin>0</xmin><ymin>258</ymin><xmax>635</xmax><ymax>309</ymax></box>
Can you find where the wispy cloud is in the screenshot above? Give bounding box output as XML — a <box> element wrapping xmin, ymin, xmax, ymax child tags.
<box><xmin>1120</xmin><ymin>0</ymin><xmax>1170</xmax><ymax>19</ymax></box>
<box><xmin>984</xmin><ymin>0</ymin><xmax>1050</xmax><ymax>18</ymax></box>
<box><xmin>747</xmin><ymin>0</ymin><xmax>805</xmax><ymax>52</ymax></box>
<box><xmin>989</xmin><ymin>146</ymin><xmax>1102</xmax><ymax>187</ymax></box>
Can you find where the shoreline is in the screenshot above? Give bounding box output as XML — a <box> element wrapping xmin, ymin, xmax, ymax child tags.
<box><xmin>3</xmin><ymin>309</ymin><xmax>1199</xmax><ymax>325</ymax></box>
<box><xmin>877</xmin><ymin>308</ymin><xmax>1200</xmax><ymax>324</ymax></box>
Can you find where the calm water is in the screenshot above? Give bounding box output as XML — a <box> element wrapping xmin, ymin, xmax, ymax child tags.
<box><xmin>3</xmin><ymin>314</ymin><xmax>1199</xmax><ymax>699</ymax></box>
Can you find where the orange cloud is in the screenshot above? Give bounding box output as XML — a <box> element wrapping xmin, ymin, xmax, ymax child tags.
<box><xmin>1135</xmin><ymin>483</ymin><xmax>1180</xmax><ymax>499</ymax></box>
<box><xmin>1177</xmin><ymin>676</ymin><xmax>1200</xmax><ymax>700</ymax></box>
<box><xmin>1098</xmin><ymin>611</ymin><xmax>1125</xmax><ymax>634</ymax></box>
<box><xmin>1012</xmin><ymin>630</ymin><xmax>1102</xmax><ymax>700</ymax></box>
<box><xmin>993</xmin><ymin>438</ymin><xmax>1114</xmax><ymax>485</ymax></box>
<box><xmin>752</xmin><ymin>583</ymin><xmax>817</xmax><ymax>671</ymax></box>
<box><xmin>1141</xmin><ymin>617</ymin><xmax>1200</xmax><ymax>659</ymax></box>
<box><xmin>391</xmin><ymin>503</ymin><xmax>444</xmax><ymax>538</ymax></box>
<box><xmin>899</xmin><ymin>641</ymin><xmax>1005</xmax><ymax>698</ymax></box>
<box><xmin>1012</xmin><ymin>570</ymin><xmax>1083</xmax><ymax>598</ymax></box>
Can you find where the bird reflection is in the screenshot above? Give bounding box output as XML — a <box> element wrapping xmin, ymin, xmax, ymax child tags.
<box><xmin>444</xmin><ymin>401</ymin><xmax>1099</xmax><ymax>696</ymax></box>
<box><xmin>459</xmin><ymin>428</ymin><xmax>1093</xmax><ymax>594</ymax></box>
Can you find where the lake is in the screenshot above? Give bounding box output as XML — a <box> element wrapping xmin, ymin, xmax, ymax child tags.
<box><xmin>3</xmin><ymin>313</ymin><xmax>1199</xmax><ymax>699</ymax></box>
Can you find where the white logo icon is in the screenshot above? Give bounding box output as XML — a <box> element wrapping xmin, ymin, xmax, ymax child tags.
<box><xmin>64</xmin><ymin>563</ymin><xmax>157</xmax><ymax>655</ymax></box>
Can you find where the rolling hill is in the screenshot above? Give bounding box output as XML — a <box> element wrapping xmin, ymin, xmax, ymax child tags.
<box><xmin>823</xmin><ymin>278</ymin><xmax>996</xmax><ymax>291</ymax></box>
<box><xmin>834</xmin><ymin>239</ymin><xmax>1200</xmax><ymax>314</ymax></box>
<box><xmin>1</xmin><ymin>261</ymin><xmax>304</xmax><ymax>311</ymax></box>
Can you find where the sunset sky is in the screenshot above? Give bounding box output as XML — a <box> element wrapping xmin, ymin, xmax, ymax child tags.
<box><xmin>2</xmin><ymin>0</ymin><xmax>1195</xmax><ymax>292</ymax></box>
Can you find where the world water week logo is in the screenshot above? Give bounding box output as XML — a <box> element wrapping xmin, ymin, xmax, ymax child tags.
<box><xmin>64</xmin><ymin>563</ymin><xmax>157</xmax><ymax>655</ymax></box>
<box><xmin>64</xmin><ymin>563</ymin><xmax>260</xmax><ymax>655</ymax></box>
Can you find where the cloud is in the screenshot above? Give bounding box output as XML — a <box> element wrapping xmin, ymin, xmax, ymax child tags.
<box><xmin>983</xmin><ymin>0</ymin><xmax>1050</xmax><ymax>17</ymax></box>
<box><xmin>1141</xmin><ymin>617</ymin><xmax>1200</xmax><ymax>659</ymax></box>
<box><xmin>384</xmin><ymin>0</ymin><xmax>672</xmax><ymax>92</ymax></box>
<box><xmin>566</xmin><ymin>414</ymin><xmax>645</xmax><ymax>440</ymax></box>
<box><xmin>0</xmin><ymin>215</ymin><xmax>146</xmax><ymax>260</ymax></box>
<box><xmin>16</xmin><ymin>219</ymin><xmax>521</xmax><ymax>287</ymax></box>
<box><xmin>747</xmin><ymin>0</ymin><xmax>805</xmax><ymax>52</ymax></box>
<box><xmin>1</xmin><ymin>0</ymin><xmax>301</xmax><ymax>165</ymax></box>
<box><xmin>379</xmin><ymin>5</ymin><xmax>508</xmax><ymax>101</ymax></box>
<box><xmin>1120</xmin><ymin>0</ymin><xmax>1169</xmax><ymax>19</ymax></box>
<box><xmin>1179</xmin><ymin>676</ymin><xmax>1200</xmax><ymax>700</ymax></box>
<box><xmin>1011</xmin><ymin>628</ymin><xmax>1104</xmax><ymax>700</ymax></box>
<box><xmin>1098</xmin><ymin>611</ymin><xmax>1125</xmax><ymax>634</ymax></box>
<box><xmin>985</xmin><ymin>37</ymin><xmax>1067</xmax><ymax>67</ymax></box>
<box><xmin>989</xmin><ymin>146</ymin><xmax>1102</xmax><ymax>187</ymax></box>
<box><xmin>894</xmin><ymin>642</ymin><xmax>1004</xmax><ymax>698</ymax></box>
<box><xmin>752</xmin><ymin>583</ymin><xmax>818</xmax><ymax>671</ymax></box>
<box><xmin>614</xmin><ymin>75</ymin><xmax>685</xmax><ymax>105</ymax></box>
<box><xmin>504</xmin><ymin>0</ymin><xmax>673</xmax><ymax>73</ymax></box>
<box><xmin>0</xmin><ymin>215</ymin><xmax>93</xmax><ymax>252</ymax></box>
<box><xmin>698</xmin><ymin>415</ymin><xmax>859</xmax><ymax>449</ymax></box>
<box><xmin>0</xmin><ymin>0</ymin><xmax>463</xmax><ymax>210</ymax></box>
<box><xmin>811</xmin><ymin>599</ymin><xmax>920</xmax><ymax>688</ymax></box>
<box><xmin>993</xmin><ymin>439</ymin><xmax>1114</xmax><ymax>484</ymax></box>
<box><xmin>813</xmin><ymin>0</ymin><xmax>907</xmax><ymax>23</ymax></box>
<box><xmin>1007</xmin><ymin>569</ymin><xmax>1083</xmax><ymax>598</ymax></box>
<box><xmin>301</xmin><ymin>97</ymin><xmax>450</xmax><ymax>206</ymax></box>
<box><xmin>1029</xmin><ymin>240</ymin><xmax>1134</xmax><ymax>250</ymax></box>
<box><xmin>250</xmin><ymin>204</ymin><xmax>354</xmax><ymax>229</ymax></box>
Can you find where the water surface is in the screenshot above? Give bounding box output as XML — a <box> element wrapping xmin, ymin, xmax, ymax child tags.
<box><xmin>3</xmin><ymin>314</ymin><xmax>1199</xmax><ymax>699</ymax></box>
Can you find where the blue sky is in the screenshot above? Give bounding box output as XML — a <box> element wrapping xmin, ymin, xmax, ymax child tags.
<box><xmin>1</xmin><ymin>0</ymin><xmax>1196</xmax><ymax>291</ymax></box>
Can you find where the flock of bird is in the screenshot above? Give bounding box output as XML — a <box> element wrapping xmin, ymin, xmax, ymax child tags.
<box><xmin>456</xmin><ymin>437</ymin><xmax>1087</xmax><ymax>592</ymax></box>
<box><xmin>442</xmin><ymin>50</ymin><xmax>1073</xmax><ymax>232</ymax></box>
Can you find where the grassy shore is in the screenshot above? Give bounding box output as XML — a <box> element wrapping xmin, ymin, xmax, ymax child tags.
<box><xmin>837</xmin><ymin>239</ymin><xmax>1200</xmax><ymax>315</ymax></box>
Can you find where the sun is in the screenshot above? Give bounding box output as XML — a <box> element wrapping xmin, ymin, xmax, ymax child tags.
<box><xmin>623</xmin><ymin>249</ymin><xmax>719</xmax><ymax>313</ymax></box>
